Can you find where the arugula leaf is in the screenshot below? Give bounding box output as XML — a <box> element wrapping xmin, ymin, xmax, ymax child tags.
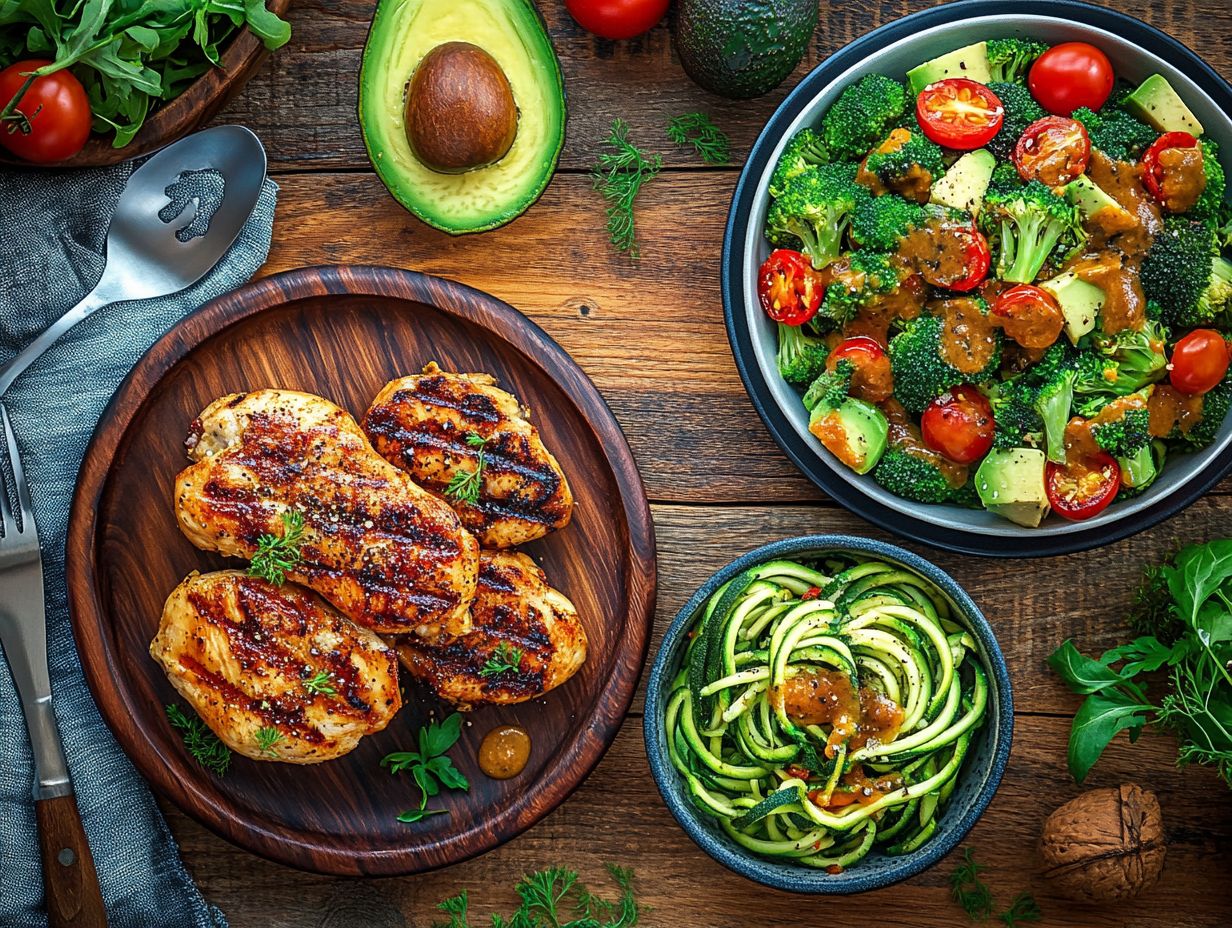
<box><xmin>382</xmin><ymin>713</ymin><xmax>469</xmax><ymax>823</ymax></box>
<box><xmin>1168</xmin><ymin>540</ymin><xmax>1232</xmax><ymax>637</ymax></box>
<box><xmin>1066</xmin><ymin>691</ymin><xmax>1151</xmax><ymax>783</ymax></box>
<box><xmin>1047</xmin><ymin>640</ymin><xmax>1131</xmax><ymax>694</ymax></box>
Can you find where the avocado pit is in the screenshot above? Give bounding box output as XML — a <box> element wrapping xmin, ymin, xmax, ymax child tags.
<box><xmin>405</xmin><ymin>41</ymin><xmax>518</xmax><ymax>174</ymax></box>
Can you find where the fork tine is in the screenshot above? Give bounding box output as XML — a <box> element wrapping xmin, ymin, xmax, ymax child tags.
<box><xmin>0</xmin><ymin>403</ymin><xmax>28</xmax><ymax>536</ymax></box>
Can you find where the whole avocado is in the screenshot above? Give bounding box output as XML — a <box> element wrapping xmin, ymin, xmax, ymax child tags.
<box><xmin>673</xmin><ymin>0</ymin><xmax>817</xmax><ymax>99</ymax></box>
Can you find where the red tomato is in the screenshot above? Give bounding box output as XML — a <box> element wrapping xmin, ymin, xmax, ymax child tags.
<box><xmin>1170</xmin><ymin>329</ymin><xmax>1230</xmax><ymax>395</ymax></box>
<box><xmin>915</xmin><ymin>79</ymin><xmax>1005</xmax><ymax>150</ymax></box>
<box><xmin>920</xmin><ymin>226</ymin><xmax>990</xmax><ymax>292</ymax></box>
<box><xmin>0</xmin><ymin>60</ymin><xmax>91</xmax><ymax>163</ymax></box>
<box><xmin>991</xmin><ymin>284</ymin><xmax>1065</xmax><ymax>349</ymax></box>
<box><xmin>1028</xmin><ymin>42</ymin><xmax>1115</xmax><ymax>115</ymax></box>
<box><xmin>564</xmin><ymin>0</ymin><xmax>669</xmax><ymax>40</ymax></box>
<box><xmin>757</xmin><ymin>249</ymin><xmax>824</xmax><ymax>325</ymax></box>
<box><xmin>828</xmin><ymin>335</ymin><xmax>894</xmax><ymax>403</ymax></box>
<box><xmin>920</xmin><ymin>385</ymin><xmax>995</xmax><ymax>465</ymax></box>
<box><xmin>1045</xmin><ymin>451</ymin><xmax>1121</xmax><ymax>521</ymax></box>
<box><xmin>1013</xmin><ymin>116</ymin><xmax>1090</xmax><ymax>186</ymax></box>
<box><xmin>1141</xmin><ymin>131</ymin><xmax>1200</xmax><ymax>204</ymax></box>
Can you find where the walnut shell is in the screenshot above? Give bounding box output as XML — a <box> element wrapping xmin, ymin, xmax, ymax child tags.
<box><xmin>1039</xmin><ymin>784</ymin><xmax>1166</xmax><ymax>902</ymax></box>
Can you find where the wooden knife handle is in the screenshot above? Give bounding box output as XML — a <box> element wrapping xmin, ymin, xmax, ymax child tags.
<box><xmin>35</xmin><ymin>794</ymin><xmax>108</xmax><ymax>928</ymax></box>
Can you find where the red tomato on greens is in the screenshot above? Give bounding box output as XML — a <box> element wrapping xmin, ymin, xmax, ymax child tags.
<box><xmin>1045</xmin><ymin>452</ymin><xmax>1121</xmax><ymax>521</ymax></box>
<box><xmin>918</xmin><ymin>226</ymin><xmax>990</xmax><ymax>292</ymax></box>
<box><xmin>564</xmin><ymin>0</ymin><xmax>669</xmax><ymax>40</ymax></box>
<box><xmin>992</xmin><ymin>284</ymin><xmax>1065</xmax><ymax>349</ymax></box>
<box><xmin>0</xmin><ymin>60</ymin><xmax>91</xmax><ymax>163</ymax></box>
<box><xmin>915</xmin><ymin>79</ymin><xmax>1005</xmax><ymax>150</ymax></box>
<box><xmin>1028</xmin><ymin>42</ymin><xmax>1115</xmax><ymax>115</ymax></box>
<box><xmin>1170</xmin><ymin>329</ymin><xmax>1230</xmax><ymax>396</ymax></box>
<box><xmin>1013</xmin><ymin>116</ymin><xmax>1090</xmax><ymax>186</ymax></box>
<box><xmin>920</xmin><ymin>385</ymin><xmax>995</xmax><ymax>465</ymax></box>
<box><xmin>828</xmin><ymin>336</ymin><xmax>893</xmax><ymax>403</ymax></box>
<box><xmin>1141</xmin><ymin>131</ymin><xmax>1201</xmax><ymax>203</ymax></box>
<box><xmin>757</xmin><ymin>249</ymin><xmax>824</xmax><ymax>326</ymax></box>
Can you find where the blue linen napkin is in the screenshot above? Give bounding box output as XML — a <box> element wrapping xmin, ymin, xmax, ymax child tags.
<box><xmin>0</xmin><ymin>150</ymin><xmax>278</xmax><ymax>928</ymax></box>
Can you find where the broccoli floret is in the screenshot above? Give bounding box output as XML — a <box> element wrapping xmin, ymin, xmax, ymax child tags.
<box><xmin>1071</xmin><ymin>106</ymin><xmax>1157</xmax><ymax>162</ymax></box>
<box><xmin>849</xmin><ymin>194</ymin><xmax>928</xmax><ymax>250</ymax></box>
<box><xmin>989</xmin><ymin>161</ymin><xmax>1025</xmax><ymax>196</ymax></box>
<box><xmin>871</xmin><ymin>447</ymin><xmax>955</xmax><ymax>504</ymax></box>
<box><xmin>1118</xmin><ymin>440</ymin><xmax>1165</xmax><ymax>493</ymax></box>
<box><xmin>986</xmin><ymin>81</ymin><xmax>1045</xmax><ymax>161</ymax></box>
<box><xmin>765</xmin><ymin>163</ymin><xmax>866</xmax><ymax>269</ymax></box>
<box><xmin>776</xmin><ymin>322</ymin><xmax>831</xmax><ymax>388</ymax></box>
<box><xmin>888</xmin><ymin>310</ymin><xmax>1002</xmax><ymax>414</ymax></box>
<box><xmin>1091</xmin><ymin>319</ymin><xmax>1169</xmax><ymax>393</ymax></box>
<box><xmin>819</xmin><ymin>251</ymin><xmax>902</xmax><ymax>327</ymax></box>
<box><xmin>802</xmin><ymin>358</ymin><xmax>855</xmax><ymax>410</ymax></box>
<box><xmin>820</xmin><ymin>73</ymin><xmax>908</xmax><ymax>162</ymax></box>
<box><xmin>1176</xmin><ymin>378</ymin><xmax>1232</xmax><ymax>450</ymax></box>
<box><xmin>1141</xmin><ymin>218</ymin><xmax>1232</xmax><ymax>328</ymax></box>
<box><xmin>1033</xmin><ymin>362</ymin><xmax>1076</xmax><ymax>464</ymax></box>
<box><xmin>979</xmin><ymin>180</ymin><xmax>1084</xmax><ymax>284</ymax></box>
<box><xmin>863</xmin><ymin>127</ymin><xmax>945</xmax><ymax>196</ymax></box>
<box><xmin>989</xmin><ymin>376</ymin><xmax>1043</xmax><ymax>449</ymax></box>
<box><xmin>949</xmin><ymin>478</ymin><xmax>984</xmax><ymax>509</ymax></box>
<box><xmin>1192</xmin><ymin>138</ymin><xmax>1227</xmax><ymax>222</ymax></box>
<box><xmin>769</xmin><ymin>128</ymin><xmax>831</xmax><ymax>198</ymax></box>
<box><xmin>986</xmin><ymin>38</ymin><xmax>1050</xmax><ymax>83</ymax></box>
<box><xmin>1071</xmin><ymin>350</ymin><xmax>1127</xmax><ymax>418</ymax></box>
<box><xmin>1091</xmin><ymin>406</ymin><xmax>1152</xmax><ymax>457</ymax></box>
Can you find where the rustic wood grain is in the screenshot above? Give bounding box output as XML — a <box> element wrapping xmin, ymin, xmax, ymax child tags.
<box><xmin>65</xmin><ymin>267</ymin><xmax>655</xmax><ymax>876</ymax></box>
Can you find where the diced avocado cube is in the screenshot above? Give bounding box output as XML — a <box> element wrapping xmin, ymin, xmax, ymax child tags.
<box><xmin>975</xmin><ymin>447</ymin><xmax>1050</xmax><ymax>527</ymax></box>
<box><xmin>1123</xmin><ymin>74</ymin><xmax>1204</xmax><ymax>136</ymax></box>
<box><xmin>808</xmin><ymin>398</ymin><xmax>888</xmax><ymax>475</ymax></box>
<box><xmin>907</xmin><ymin>42</ymin><xmax>992</xmax><ymax>96</ymax></box>
<box><xmin>931</xmin><ymin>149</ymin><xmax>996</xmax><ymax>217</ymax></box>
<box><xmin>1063</xmin><ymin>175</ymin><xmax>1134</xmax><ymax>227</ymax></box>
<box><xmin>1040</xmin><ymin>270</ymin><xmax>1105</xmax><ymax>344</ymax></box>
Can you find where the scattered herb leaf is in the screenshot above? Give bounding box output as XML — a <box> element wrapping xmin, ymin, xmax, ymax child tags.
<box><xmin>1000</xmin><ymin>893</ymin><xmax>1042</xmax><ymax>926</ymax></box>
<box><xmin>446</xmin><ymin>432</ymin><xmax>488</xmax><ymax>505</ymax></box>
<box><xmin>479</xmin><ymin>642</ymin><xmax>524</xmax><ymax>678</ymax></box>
<box><xmin>949</xmin><ymin>847</ymin><xmax>995</xmax><ymax>921</ymax></box>
<box><xmin>303</xmin><ymin>670</ymin><xmax>336</xmax><ymax>697</ymax></box>
<box><xmin>667</xmin><ymin>112</ymin><xmax>730</xmax><ymax>165</ymax></box>
<box><xmin>591</xmin><ymin>119</ymin><xmax>661</xmax><ymax>258</ymax></box>
<box><xmin>382</xmin><ymin>713</ymin><xmax>470</xmax><ymax>823</ymax></box>
<box><xmin>248</xmin><ymin>509</ymin><xmax>305</xmax><ymax>585</ymax></box>
<box><xmin>165</xmin><ymin>703</ymin><xmax>231</xmax><ymax>776</ymax></box>
<box><xmin>254</xmin><ymin>726</ymin><xmax>284</xmax><ymax>758</ymax></box>
<box><xmin>432</xmin><ymin>864</ymin><xmax>641</xmax><ymax>928</ymax></box>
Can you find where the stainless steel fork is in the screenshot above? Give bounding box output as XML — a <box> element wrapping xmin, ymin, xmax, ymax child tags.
<box><xmin>0</xmin><ymin>404</ymin><xmax>107</xmax><ymax>927</ymax></box>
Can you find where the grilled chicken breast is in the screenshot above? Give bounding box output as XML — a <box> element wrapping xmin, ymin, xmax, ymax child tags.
<box><xmin>362</xmin><ymin>365</ymin><xmax>574</xmax><ymax>549</ymax></box>
<box><xmin>175</xmin><ymin>389</ymin><xmax>479</xmax><ymax>640</ymax></box>
<box><xmin>394</xmin><ymin>550</ymin><xmax>587</xmax><ymax>710</ymax></box>
<box><xmin>151</xmin><ymin>570</ymin><xmax>401</xmax><ymax>764</ymax></box>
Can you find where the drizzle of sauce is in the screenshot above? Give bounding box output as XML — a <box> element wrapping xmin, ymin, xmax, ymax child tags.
<box><xmin>776</xmin><ymin>670</ymin><xmax>905</xmax><ymax>761</ymax></box>
<box><xmin>1067</xmin><ymin>252</ymin><xmax>1146</xmax><ymax>336</ymax></box>
<box><xmin>1156</xmin><ymin>145</ymin><xmax>1207</xmax><ymax>213</ymax></box>
<box><xmin>882</xmin><ymin>399</ymin><xmax>969</xmax><ymax>488</ymax></box>
<box><xmin>1148</xmin><ymin>385</ymin><xmax>1205</xmax><ymax>437</ymax></box>
<box><xmin>899</xmin><ymin>218</ymin><xmax>975</xmax><ymax>288</ymax></box>
<box><xmin>808</xmin><ymin>764</ymin><xmax>906</xmax><ymax>810</ymax></box>
<box><xmin>478</xmin><ymin>725</ymin><xmax>531</xmax><ymax>779</ymax></box>
<box><xmin>855</xmin><ymin>128</ymin><xmax>934</xmax><ymax>203</ymax></box>
<box><xmin>934</xmin><ymin>297</ymin><xmax>999</xmax><ymax>375</ymax></box>
<box><xmin>842</xmin><ymin>274</ymin><xmax>927</xmax><ymax>349</ymax></box>
<box><xmin>1064</xmin><ymin>394</ymin><xmax>1150</xmax><ymax>460</ymax></box>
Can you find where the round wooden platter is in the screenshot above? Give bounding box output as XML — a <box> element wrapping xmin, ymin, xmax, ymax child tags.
<box><xmin>65</xmin><ymin>265</ymin><xmax>658</xmax><ymax>876</ymax></box>
<box><xmin>0</xmin><ymin>0</ymin><xmax>292</xmax><ymax>169</ymax></box>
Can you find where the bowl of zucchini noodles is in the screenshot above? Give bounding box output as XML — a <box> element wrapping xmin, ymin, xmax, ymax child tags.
<box><xmin>643</xmin><ymin>536</ymin><xmax>1012</xmax><ymax>893</ymax></box>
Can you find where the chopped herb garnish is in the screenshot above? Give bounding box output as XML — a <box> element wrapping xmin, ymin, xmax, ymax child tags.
<box><xmin>591</xmin><ymin>119</ymin><xmax>662</xmax><ymax>258</ymax></box>
<box><xmin>479</xmin><ymin>641</ymin><xmax>524</xmax><ymax>677</ymax></box>
<box><xmin>445</xmin><ymin>432</ymin><xmax>488</xmax><ymax>505</ymax></box>
<box><xmin>667</xmin><ymin>112</ymin><xmax>731</xmax><ymax>165</ymax></box>
<box><xmin>432</xmin><ymin>863</ymin><xmax>641</xmax><ymax>928</ymax></box>
<box><xmin>254</xmin><ymin>726</ymin><xmax>284</xmax><ymax>758</ymax></box>
<box><xmin>165</xmin><ymin>704</ymin><xmax>231</xmax><ymax>776</ymax></box>
<box><xmin>1000</xmin><ymin>893</ymin><xmax>1042</xmax><ymax>926</ymax></box>
<box><xmin>248</xmin><ymin>510</ymin><xmax>305</xmax><ymax>585</ymax></box>
<box><xmin>303</xmin><ymin>670</ymin><xmax>336</xmax><ymax>697</ymax></box>
<box><xmin>950</xmin><ymin>847</ymin><xmax>995</xmax><ymax>920</ymax></box>
<box><xmin>382</xmin><ymin>712</ymin><xmax>470</xmax><ymax>823</ymax></box>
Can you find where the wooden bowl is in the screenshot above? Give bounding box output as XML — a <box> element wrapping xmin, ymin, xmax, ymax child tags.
<box><xmin>0</xmin><ymin>0</ymin><xmax>292</xmax><ymax>169</ymax></box>
<box><xmin>65</xmin><ymin>265</ymin><xmax>657</xmax><ymax>875</ymax></box>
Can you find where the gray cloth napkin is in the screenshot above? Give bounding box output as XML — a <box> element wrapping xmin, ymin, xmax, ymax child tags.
<box><xmin>0</xmin><ymin>154</ymin><xmax>278</xmax><ymax>928</ymax></box>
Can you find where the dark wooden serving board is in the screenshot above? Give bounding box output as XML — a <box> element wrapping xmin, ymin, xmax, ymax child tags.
<box><xmin>65</xmin><ymin>265</ymin><xmax>657</xmax><ymax>876</ymax></box>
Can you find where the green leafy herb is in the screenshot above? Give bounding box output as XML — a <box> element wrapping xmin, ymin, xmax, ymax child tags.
<box><xmin>667</xmin><ymin>112</ymin><xmax>730</xmax><ymax>165</ymax></box>
<box><xmin>254</xmin><ymin>726</ymin><xmax>283</xmax><ymax>758</ymax></box>
<box><xmin>1000</xmin><ymin>893</ymin><xmax>1042</xmax><ymax>926</ymax></box>
<box><xmin>445</xmin><ymin>432</ymin><xmax>488</xmax><ymax>505</ymax></box>
<box><xmin>165</xmin><ymin>703</ymin><xmax>231</xmax><ymax>776</ymax></box>
<box><xmin>1049</xmin><ymin>539</ymin><xmax>1232</xmax><ymax>786</ymax></box>
<box><xmin>591</xmin><ymin>119</ymin><xmax>661</xmax><ymax>258</ymax></box>
<box><xmin>479</xmin><ymin>642</ymin><xmax>524</xmax><ymax>677</ymax></box>
<box><xmin>432</xmin><ymin>864</ymin><xmax>641</xmax><ymax>928</ymax></box>
<box><xmin>248</xmin><ymin>509</ymin><xmax>305</xmax><ymax>585</ymax></box>
<box><xmin>949</xmin><ymin>847</ymin><xmax>995</xmax><ymax>921</ymax></box>
<box><xmin>382</xmin><ymin>713</ymin><xmax>470</xmax><ymax>823</ymax></box>
<box><xmin>0</xmin><ymin>0</ymin><xmax>292</xmax><ymax>148</ymax></box>
<box><xmin>303</xmin><ymin>670</ymin><xmax>336</xmax><ymax>697</ymax></box>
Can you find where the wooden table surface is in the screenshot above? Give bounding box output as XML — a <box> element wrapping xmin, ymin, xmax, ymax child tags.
<box><xmin>169</xmin><ymin>1</ymin><xmax>1232</xmax><ymax>924</ymax></box>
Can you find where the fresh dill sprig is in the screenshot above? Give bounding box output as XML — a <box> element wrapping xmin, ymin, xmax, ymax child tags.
<box><xmin>254</xmin><ymin>726</ymin><xmax>284</xmax><ymax>758</ymax></box>
<box><xmin>950</xmin><ymin>847</ymin><xmax>995</xmax><ymax>920</ymax></box>
<box><xmin>445</xmin><ymin>432</ymin><xmax>488</xmax><ymax>505</ymax></box>
<box><xmin>303</xmin><ymin>669</ymin><xmax>336</xmax><ymax>697</ymax></box>
<box><xmin>479</xmin><ymin>642</ymin><xmax>524</xmax><ymax>678</ymax></box>
<box><xmin>248</xmin><ymin>509</ymin><xmax>305</xmax><ymax>585</ymax></box>
<box><xmin>434</xmin><ymin>865</ymin><xmax>641</xmax><ymax>928</ymax></box>
<box><xmin>667</xmin><ymin>112</ymin><xmax>730</xmax><ymax>165</ymax></box>
<box><xmin>1000</xmin><ymin>893</ymin><xmax>1042</xmax><ymax>926</ymax></box>
<box><xmin>591</xmin><ymin>119</ymin><xmax>662</xmax><ymax>258</ymax></box>
<box><xmin>165</xmin><ymin>704</ymin><xmax>231</xmax><ymax>776</ymax></box>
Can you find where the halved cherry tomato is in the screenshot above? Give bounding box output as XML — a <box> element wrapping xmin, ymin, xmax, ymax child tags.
<box><xmin>915</xmin><ymin>79</ymin><xmax>1005</xmax><ymax>150</ymax></box>
<box><xmin>828</xmin><ymin>335</ymin><xmax>894</xmax><ymax>403</ymax></box>
<box><xmin>920</xmin><ymin>385</ymin><xmax>995</xmax><ymax>465</ymax></box>
<box><xmin>920</xmin><ymin>225</ymin><xmax>991</xmax><ymax>292</ymax></box>
<box><xmin>1170</xmin><ymin>328</ymin><xmax>1230</xmax><ymax>395</ymax></box>
<box><xmin>564</xmin><ymin>0</ymin><xmax>669</xmax><ymax>40</ymax></box>
<box><xmin>991</xmin><ymin>284</ymin><xmax>1065</xmax><ymax>349</ymax></box>
<box><xmin>1013</xmin><ymin>116</ymin><xmax>1090</xmax><ymax>187</ymax></box>
<box><xmin>757</xmin><ymin>249</ymin><xmax>824</xmax><ymax>325</ymax></box>
<box><xmin>0</xmin><ymin>60</ymin><xmax>91</xmax><ymax>163</ymax></box>
<box><xmin>1140</xmin><ymin>131</ymin><xmax>1206</xmax><ymax>212</ymax></box>
<box><xmin>1045</xmin><ymin>451</ymin><xmax>1121</xmax><ymax>521</ymax></box>
<box><xmin>1028</xmin><ymin>42</ymin><xmax>1115</xmax><ymax>116</ymax></box>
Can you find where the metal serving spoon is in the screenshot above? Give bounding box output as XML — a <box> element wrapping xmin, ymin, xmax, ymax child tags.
<box><xmin>0</xmin><ymin>125</ymin><xmax>267</xmax><ymax>397</ymax></box>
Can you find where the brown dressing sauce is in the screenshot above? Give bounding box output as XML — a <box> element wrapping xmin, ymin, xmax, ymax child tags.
<box><xmin>1148</xmin><ymin>385</ymin><xmax>1205</xmax><ymax>437</ymax></box>
<box><xmin>1157</xmin><ymin>145</ymin><xmax>1207</xmax><ymax>213</ymax></box>
<box><xmin>1067</xmin><ymin>252</ymin><xmax>1146</xmax><ymax>336</ymax></box>
<box><xmin>478</xmin><ymin>725</ymin><xmax>531</xmax><ymax>779</ymax></box>
<box><xmin>882</xmin><ymin>399</ymin><xmax>968</xmax><ymax>488</ymax></box>
<box><xmin>934</xmin><ymin>297</ymin><xmax>999</xmax><ymax>375</ymax></box>
<box><xmin>842</xmin><ymin>274</ymin><xmax>927</xmax><ymax>349</ymax></box>
<box><xmin>855</xmin><ymin>128</ymin><xmax>934</xmax><ymax>203</ymax></box>
<box><xmin>1064</xmin><ymin>394</ymin><xmax>1150</xmax><ymax>460</ymax></box>
<box><xmin>776</xmin><ymin>670</ymin><xmax>905</xmax><ymax>760</ymax></box>
<box><xmin>899</xmin><ymin>219</ymin><xmax>974</xmax><ymax>288</ymax></box>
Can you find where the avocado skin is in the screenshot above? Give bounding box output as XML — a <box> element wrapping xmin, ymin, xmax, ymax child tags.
<box><xmin>673</xmin><ymin>0</ymin><xmax>817</xmax><ymax>100</ymax></box>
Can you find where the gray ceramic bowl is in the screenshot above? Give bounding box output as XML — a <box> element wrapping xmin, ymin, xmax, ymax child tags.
<box><xmin>722</xmin><ymin>0</ymin><xmax>1232</xmax><ymax>557</ymax></box>
<box><xmin>643</xmin><ymin>536</ymin><xmax>1013</xmax><ymax>893</ymax></box>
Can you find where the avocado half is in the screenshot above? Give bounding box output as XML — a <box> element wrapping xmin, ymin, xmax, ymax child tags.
<box><xmin>359</xmin><ymin>0</ymin><xmax>566</xmax><ymax>234</ymax></box>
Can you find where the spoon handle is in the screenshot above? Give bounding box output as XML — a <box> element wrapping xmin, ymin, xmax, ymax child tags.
<box><xmin>0</xmin><ymin>288</ymin><xmax>111</xmax><ymax>397</ymax></box>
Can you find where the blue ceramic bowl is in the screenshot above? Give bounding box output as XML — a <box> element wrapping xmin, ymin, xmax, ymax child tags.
<box><xmin>643</xmin><ymin>536</ymin><xmax>1013</xmax><ymax>894</ymax></box>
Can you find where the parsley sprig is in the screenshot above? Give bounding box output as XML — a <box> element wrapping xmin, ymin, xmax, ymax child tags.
<box><xmin>382</xmin><ymin>713</ymin><xmax>470</xmax><ymax>824</ymax></box>
<box><xmin>446</xmin><ymin>433</ymin><xmax>489</xmax><ymax>505</ymax></box>
<box><xmin>949</xmin><ymin>847</ymin><xmax>1041</xmax><ymax>925</ymax></box>
<box><xmin>248</xmin><ymin>510</ymin><xmax>305</xmax><ymax>586</ymax></box>
<box><xmin>479</xmin><ymin>642</ymin><xmax>524</xmax><ymax>678</ymax></box>
<box><xmin>591</xmin><ymin>119</ymin><xmax>661</xmax><ymax>258</ymax></box>
<box><xmin>667</xmin><ymin>112</ymin><xmax>730</xmax><ymax>165</ymax></box>
<box><xmin>165</xmin><ymin>704</ymin><xmax>231</xmax><ymax>777</ymax></box>
<box><xmin>432</xmin><ymin>864</ymin><xmax>641</xmax><ymax>928</ymax></box>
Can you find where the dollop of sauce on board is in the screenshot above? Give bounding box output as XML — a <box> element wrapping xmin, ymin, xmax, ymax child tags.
<box><xmin>478</xmin><ymin>725</ymin><xmax>531</xmax><ymax>779</ymax></box>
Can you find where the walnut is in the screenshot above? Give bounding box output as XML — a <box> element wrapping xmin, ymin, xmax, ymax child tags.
<box><xmin>1039</xmin><ymin>784</ymin><xmax>1166</xmax><ymax>902</ymax></box>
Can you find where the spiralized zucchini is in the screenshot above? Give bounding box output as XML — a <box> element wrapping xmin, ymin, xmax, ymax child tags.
<box><xmin>665</xmin><ymin>554</ymin><xmax>989</xmax><ymax>870</ymax></box>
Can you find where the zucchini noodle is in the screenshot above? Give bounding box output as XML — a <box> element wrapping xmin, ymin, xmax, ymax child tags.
<box><xmin>665</xmin><ymin>555</ymin><xmax>989</xmax><ymax>871</ymax></box>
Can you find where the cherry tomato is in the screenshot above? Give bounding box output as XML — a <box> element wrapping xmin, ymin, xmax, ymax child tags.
<box><xmin>1140</xmin><ymin>131</ymin><xmax>1202</xmax><ymax>209</ymax></box>
<box><xmin>757</xmin><ymin>249</ymin><xmax>824</xmax><ymax>325</ymax></box>
<box><xmin>915</xmin><ymin>79</ymin><xmax>1005</xmax><ymax>150</ymax></box>
<box><xmin>991</xmin><ymin>284</ymin><xmax>1065</xmax><ymax>349</ymax></box>
<box><xmin>1013</xmin><ymin>116</ymin><xmax>1090</xmax><ymax>187</ymax></box>
<box><xmin>828</xmin><ymin>335</ymin><xmax>894</xmax><ymax>403</ymax></box>
<box><xmin>0</xmin><ymin>60</ymin><xmax>91</xmax><ymax>163</ymax></box>
<box><xmin>918</xmin><ymin>225</ymin><xmax>990</xmax><ymax>292</ymax></box>
<box><xmin>1028</xmin><ymin>42</ymin><xmax>1115</xmax><ymax>115</ymax></box>
<box><xmin>564</xmin><ymin>0</ymin><xmax>669</xmax><ymax>40</ymax></box>
<box><xmin>1045</xmin><ymin>451</ymin><xmax>1121</xmax><ymax>521</ymax></box>
<box><xmin>1170</xmin><ymin>328</ymin><xmax>1230</xmax><ymax>395</ymax></box>
<box><xmin>920</xmin><ymin>385</ymin><xmax>995</xmax><ymax>465</ymax></box>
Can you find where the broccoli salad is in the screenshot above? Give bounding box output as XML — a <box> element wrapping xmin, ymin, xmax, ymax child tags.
<box><xmin>757</xmin><ymin>37</ymin><xmax>1232</xmax><ymax>527</ymax></box>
